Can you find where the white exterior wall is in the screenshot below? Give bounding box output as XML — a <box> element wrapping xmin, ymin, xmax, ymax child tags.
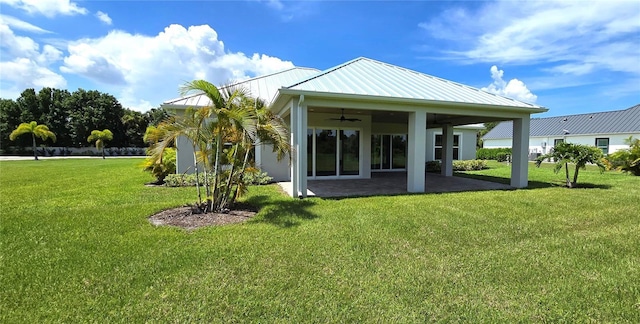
<box><xmin>426</xmin><ymin>128</ymin><xmax>478</xmax><ymax>161</ymax></box>
<box><xmin>484</xmin><ymin>132</ymin><xmax>639</xmax><ymax>155</ymax></box>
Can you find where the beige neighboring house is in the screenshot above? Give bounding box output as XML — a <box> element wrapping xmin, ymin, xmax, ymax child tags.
<box><xmin>163</xmin><ymin>57</ymin><xmax>547</xmax><ymax>197</ymax></box>
<box><xmin>483</xmin><ymin>104</ymin><xmax>640</xmax><ymax>157</ymax></box>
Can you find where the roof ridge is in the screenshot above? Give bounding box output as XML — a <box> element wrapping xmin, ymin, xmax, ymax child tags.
<box><xmin>285</xmin><ymin>57</ymin><xmax>365</xmax><ymax>89</ymax></box>
<box><xmin>221</xmin><ymin>66</ymin><xmax>320</xmax><ymax>90</ymax></box>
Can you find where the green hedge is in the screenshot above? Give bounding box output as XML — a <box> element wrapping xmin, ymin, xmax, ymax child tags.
<box><xmin>476</xmin><ymin>148</ymin><xmax>512</xmax><ymax>160</ymax></box>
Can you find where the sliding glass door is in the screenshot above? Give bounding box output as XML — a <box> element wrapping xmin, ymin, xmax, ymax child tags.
<box><xmin>371</xmin><ymin>134</ymin><xmax>407</xmax><ymax>171</ymax></box>
<box><xmin>307</xmin><ymin>128</ymin><xmax>360</xmax><ymax>178</ymax></box>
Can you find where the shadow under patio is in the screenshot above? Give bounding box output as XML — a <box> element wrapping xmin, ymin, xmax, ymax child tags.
<box><xmin>278</xmin><ymin>172</ymin><xmax>513</xmax><ymax>198</ymax></box>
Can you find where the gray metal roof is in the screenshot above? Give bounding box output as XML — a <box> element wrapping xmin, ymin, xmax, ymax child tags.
<box><xmin>285</xmin><ymin>57</ymin><xmax>543</xmax><ymax>109</ymax></box>
<box><xmin>483</xmin><ymin>104</ymin><xmax>640</xmax><ymax>139</ymax></box>
<box><xmin>163</xmin><ymin>67</ymin><xmax>320</xmax><ymax>107</ymax></box>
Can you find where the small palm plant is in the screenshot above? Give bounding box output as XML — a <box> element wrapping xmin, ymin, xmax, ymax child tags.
<box><xmin>9</xmin><ymin>121</ymin><xmax>57</xmax><ymax>160</ymax></box>
<box><xmin>535</xmin><ymin>141</ymin><xmax>605</xmax><ymax>188</ymax></box>
<box><xmin>87</xmin><ymin>129</ymin><xmax>114</xmax><ymax>159</ymax></box>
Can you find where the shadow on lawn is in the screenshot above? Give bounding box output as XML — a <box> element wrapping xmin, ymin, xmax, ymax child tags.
<box><xmin>455</xmin><ymin>173</ymin><xmax>612</xmax><ymax>190</ymax></box>
<box><xmin>245</xmin><ymin>194</ymin><xmax>319</xmax><ymax>228</ymax></box>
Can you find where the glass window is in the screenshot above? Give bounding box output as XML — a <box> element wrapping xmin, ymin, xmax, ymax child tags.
<box><xmin>391</xmin><ymin>135</ymin><xmax>407</xmax><ymax>169</ymax></box>
<box><xmin>595</xmin><ymin>138</ymin><xmax>609</xmax><ymax>154</ymax></box>
<box><xmin>371</xmin><ymin>135</ymin><xmax>381</xmax><ymax>170</ymax></box>
<box><xmin>371</xmin><ymin>134</ymin><xmax>407</xmax><ymax>170</ymax></box>
<box><xmin>554</xmin><ymin>139</ymin><xmax>564</xmax><ymax>146</ymax></box>
<box><xmin>307</xmin><ymin>129</ymin><xmax>314</xmax><ymax>176</ymax></box>
<box><xmin>340</xmin><ymin>130</ymin><xmax>359</xmax><ymax>175</ymax></box>
<box><xmin>434</xmin><ymin>134</ymin><xmax>459</xmax><ymax>160</ymax></box>
<box><xmin>315</xmin><ymin>129</ymin><xmax>336</xmax><ymax>176</ymax></box>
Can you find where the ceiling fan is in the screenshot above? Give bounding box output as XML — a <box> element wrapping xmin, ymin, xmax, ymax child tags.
<box><xmin>328</xmin><ymin>109</ymin><xmax>361</xmax><ymax>122</ymax></box>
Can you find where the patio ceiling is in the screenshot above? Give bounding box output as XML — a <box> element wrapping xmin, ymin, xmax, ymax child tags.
<box><xmin>307</xmin><ymin>106</ymin><xmax>511</xmax><ymax>127</ymax></box>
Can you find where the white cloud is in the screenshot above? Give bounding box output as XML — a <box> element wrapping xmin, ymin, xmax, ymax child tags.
<box><xmin>95</xmin><ymin>11</ymin><xmax>112</xmax><ymax>25</ymax></box>
<box><xmin>59</xmin><ymin>24</ymin><xmax>295</xmax><ymax>111</ymax></box>
<box><xmin>0</xmin><ymin>0</ymin><xmax>88</xmax><ymax>17</ymax></box>
<box><xmin>419</xmin><ymin>0</ymin><xmax>640</xmax><ymax>76</ymax></box>
<box><xmin>0</xmin><ymin>21</ymin><xmax>65</xmax><ymax>99</ymax></box>
<box><xmin>482</xmin><ymin>66</ymin><xmax>537</xmax><ymax>103</ymax></box>
<box><xmin>1</xmin><ymin>58</ymin><xmax>66</xmax><ymax>88</ymax></box>
<box><xmin>0</xmin><ymin>14</ymin><xmax>51</xmax><ymax>33</ymax></box>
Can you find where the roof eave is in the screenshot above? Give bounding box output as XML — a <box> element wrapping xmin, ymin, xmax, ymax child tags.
<box><xmin>276</xmin><ymin>88</ymin><xmax>548</xmax><ymax>114</ymax></box>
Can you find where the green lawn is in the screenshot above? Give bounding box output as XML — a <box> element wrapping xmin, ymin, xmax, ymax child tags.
<box><xmin>1</xmin><ymin>158</ymin><xmax>639</xmax><ymax>322</ymax></box>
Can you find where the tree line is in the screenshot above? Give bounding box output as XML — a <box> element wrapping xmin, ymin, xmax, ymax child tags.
<box><xmin>0</xmin><ymin>87</ymin><xmax>169</xmax><ymax>153</ymax></box>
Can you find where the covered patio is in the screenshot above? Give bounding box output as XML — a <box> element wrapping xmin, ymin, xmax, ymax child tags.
<box><xmin>278</xmin><ymin>172</ymin><xmax>512</xmax><ymax>198</ymax></box>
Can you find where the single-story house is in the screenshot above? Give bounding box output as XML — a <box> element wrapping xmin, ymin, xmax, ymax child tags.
<box><xmin>483</xmin><ymin>104</ymin><xmax>640</xmax><ymax>156</ymax></box>
<box><xmin>163</xmin><ymin>57</ymin><xmax>547</xmax><ymax>197</ymax></box>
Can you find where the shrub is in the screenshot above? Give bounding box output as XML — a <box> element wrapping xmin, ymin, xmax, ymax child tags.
<box><xmin>477</xmin><ymin>148</ymin><xmax>512</xmax><ymax>160</ymax></box>
<box><xmin>163</xmin><ymin>168</ymin><xmax>272</xmax><ymax>187</ymax></box>
<box><xmin>427</xmin><ymin>160</ymin><xmax>487</xmax><ymax>172</ymax></box>
<box><xmin>496</xmin><ymin>152</ymin><xmax>511</xmax><ymax>162</ymax></box>
<box><xmin>142</xmin><ymin>148</ymin><xmax>176</xmax><ymax>183</ymax></box>
<box><xmin>241</xmin><ymin>169</ymin><xmax>273</xmax><ymax>185</ymax></box>
<box><xmin>58</xmin><ymin>147</ymin><xmax>71</xmax><ymax>156</ymax></box>
<box><xmin>426</xmin><ymin>160</ymin><xmax>441</xmax><ymax>173</ymax></box>
<box><xmin>605</xmin><ymin>136</ymin><xmax>640</xmax><ymax>176</ymax></box>
<box><xmin>452</xmin><ymin>160</ymin><xmax>488</xmax><ymax>171</ymax></box>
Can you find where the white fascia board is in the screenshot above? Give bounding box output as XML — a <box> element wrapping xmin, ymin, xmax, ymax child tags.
<box><xmin>277</xmin><ymin>89</ymin><xmax>548</xmax><ymax>115</ymax></box>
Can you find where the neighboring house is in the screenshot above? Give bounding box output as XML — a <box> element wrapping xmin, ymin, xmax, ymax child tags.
<box><xmin>163</xmin><ymin>57</ymin><xmax>547</xmax><ymax>197</ymax></box>
<box><xmin>483</xmin><ymin>104</ymin><xmax>640</xmax><ymax>156</ymax></box>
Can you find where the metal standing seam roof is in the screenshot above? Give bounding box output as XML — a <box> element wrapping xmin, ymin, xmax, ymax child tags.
<box><xmin>483</xmin><ymin>104</ymin><xmax>640</xmax><ymax>139</ymax></box>
<box><xmin>284</xmin><ymin>57</ymin><xmax>544</xmax><ymax>110</ymax></box>
<box><xmin>163</xmin><ymin>67</ymin><xmax>320</xmax><ymax>107</ymax></box>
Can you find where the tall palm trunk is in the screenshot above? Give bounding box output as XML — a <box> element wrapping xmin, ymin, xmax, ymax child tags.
<box><xmin>565</xmin><ymin>162</ymin><xmax>571</xmax><ymax>187</ymax></box>
<box><xmin>191</xmin><ymin>143</ymin><xmax>202</xmax><ymax>206</ymax></box>
<box><xmin>234</xmin><ymin>138</ymin><xmax>253</xmax><ymax>204</ymax></box>
<box><xmin>31</xmin><ymin>133</ymin><xmax>38</xmax><ymax>160</ymax></box>
<box><xmin>221</xmin><ymin>142</ymin><xmax>241</xmax><ymax>209</ymax></box>
<box><xmin>572</xmin><ymin>165</ymin><xmax>580</xmax><ymax>188</ymax></box>
<box><xmin>211</xmin><ymin>132</ymin><xmax>223</xmax><ymax>212</ymax></box>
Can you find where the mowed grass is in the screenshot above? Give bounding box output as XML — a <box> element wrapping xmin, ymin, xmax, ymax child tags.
<box><xmin>1</xmin><ymin>158</ymin><xmax>639</xmax><ymax>322</ymax></box>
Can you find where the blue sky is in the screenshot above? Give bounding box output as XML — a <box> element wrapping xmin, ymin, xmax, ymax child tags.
<box><xmin>1</xmin><ymin>0</ymin><xmax>638</xmax><ymax>117</ymax></box>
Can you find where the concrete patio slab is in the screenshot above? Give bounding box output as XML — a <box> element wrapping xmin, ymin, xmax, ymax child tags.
<box><xmin>278</xmin><ymin>172</ymin><xmax>513</xmax><ymax>198</ymax></box>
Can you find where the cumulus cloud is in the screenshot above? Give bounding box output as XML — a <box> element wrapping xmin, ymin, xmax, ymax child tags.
<box><xmin>0</xmin><ymin>58</ymin><xmax>66</xmax><ymax>88</ymax></box>
<box><xmin>0</xmin><ymin>0</ymin><xmax>88</xmax><ymax>17</ymax></box>
<box><xmin>482</xmin><ymin>66</ymin><xmax>537</xmax><ymax>103</ymax></box>
<box><xmin>95</xmin><ymin>11</ymin><xmax>112</xmax><ymax>25</ymax></box>
<box><xmin>0</xmin><ymin>21</ymin><xmax>66</xmax><ymax>98</ymax></box>
<box><xmin>419</xmin><ymin>0</ymin><xmax>640</xmax><ymax>76</ymax></box>
<box><xmin>59</xmin><ymin>24</ymin><xmax>295</xmax><ymax>111</ymax></box>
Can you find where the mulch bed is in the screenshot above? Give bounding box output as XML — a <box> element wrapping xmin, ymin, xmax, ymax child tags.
<box><xmin>148</xmin><ymin>203</ymin><xmax>257</xmax><ymax>230</ymax></box>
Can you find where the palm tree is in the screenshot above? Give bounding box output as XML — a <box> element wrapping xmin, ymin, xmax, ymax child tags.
<box><xmin>87</xmin><ymin>129</ymin><xmax>113</xmax><ymax>159</ymax></box>
<box><xmin>149</xmin><ymin>79</ymin><xmax>291</xmax><ymax>213</ymax></box>
<box><xmin>179</xmin><ymin>80</ymin><xmax>258</xmax><ymax>212</ymax></box>
<box><xmin>535</xmin><ymin>141</ymin><xmax>605</xmax><ymax>188</ymax></box>
<box><xmin>9</xmin><ymin>121</ymin><xmax>57</xmax><ymax>160</ymax></box>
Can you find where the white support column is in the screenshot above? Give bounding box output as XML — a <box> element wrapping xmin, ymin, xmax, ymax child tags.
<box><xmin>290</xmin><ymin>98</ymin><xmax>299</xmax><ymax>197</ymax></box>
<box><xmin>298</xmin><ymin>100</ymin><xmax>308</xmax><ymax>198</ymax></box>
<box><xmin>511</xmin><ymin>116</ymin><xmax>530</xmax><ymax>188</ymax></box>
<box><xmin>407</xmin><ymin>111</ymin><xmax>427</xmax><ymax>192</ymax></box>
<box><xmin>441</xmin><ymin>124</ymin><xmax>453</xmax><ymax>177</ymax></box>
